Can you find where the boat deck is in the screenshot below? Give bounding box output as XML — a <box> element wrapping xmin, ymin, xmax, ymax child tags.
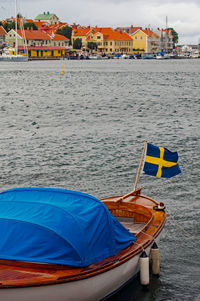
<box><xmin>116</xmin><ymin>217</ymin><xmax>146</xmax><ymax>234</ymax></box>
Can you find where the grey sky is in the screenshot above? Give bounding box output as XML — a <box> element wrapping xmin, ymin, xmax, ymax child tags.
<box><xmin>0</xmin><ymin>0</ymin><xmax>200</xmax><ymax>44</ymax></box>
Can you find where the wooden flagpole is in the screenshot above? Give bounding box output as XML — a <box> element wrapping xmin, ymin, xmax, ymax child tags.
<box><xmin>134</xmin><ymin>140</ymin><xmax>147</xmax><ymax>191</ymax></box>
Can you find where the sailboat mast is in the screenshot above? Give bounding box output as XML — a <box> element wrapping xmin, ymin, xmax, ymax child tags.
<box><xmin>15</xmin><ymin>0</ymin><xmax>18</xmax><ymax>55</ymax></box>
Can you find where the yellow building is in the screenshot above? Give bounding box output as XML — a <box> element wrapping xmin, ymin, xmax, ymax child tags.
<box><xmin>72</xmin><ymin>27</ymin><xmax>133</xmax><ymax>54</ymax></box>
<box><xmin>130</xmin><ymin>29</ymin><xmax>160</xmax><ymax>54</ymax></box>
<box><xmin>5</xmin><ymin>29</ymin><xmax>69</xmax><ymax>58</ymax></box>
<box><xmin>71</xmin><ymin>28</ymin><xmax>91</xmax><ymax>48</ymax></box>
<box><xmin>20</xmin><ymin>46</ymin><xmax>66</xmax><ymax>58</ymax></box>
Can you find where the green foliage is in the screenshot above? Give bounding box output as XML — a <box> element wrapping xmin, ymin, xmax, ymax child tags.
<box><xmin>2</xmin><ymin>22</ymin><xmax>18</xmax><ymax>32</ymax></box>
<box><xmin>24</xmin><ymin>22</ymin><xmax>38</xmax><ymax>30</ymax></box>
<box><xmin>56</xmin><ymin>26</ymin><xmax>72</xmax><ymax>44</ymax></box>
<box><xmin>167</xmin><ymin>28</ymin><xmax>178</xmax><ymax>45</ymax></box>
<box><xmin>73</xmin><ymin>38</ymin><xmax>82</xmax><ymax>49</ymax></box>
<box><xmin>133</xmin><ymin>48</ymin><xmax>144</xmax><ymax>52</ymax></box>
<box><xmin>87</xmin><ymin>42</ymin><xmax>97</xmax><ymax>50</ymax></box>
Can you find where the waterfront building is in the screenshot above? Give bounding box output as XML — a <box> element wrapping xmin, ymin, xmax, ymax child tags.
<box><xmin>72</xmin><ymin>27</ymin><xmax>133</xmax><ymax>54</ymax></box>
<box><xmin>154</xmin><ymin>28</ymin><xmax>174</xmax><ymax>52</ymax></box>
<box><xmin>34</xmin><ymin>12</ymin><xmax>60</xmax><ymax>25</ymax></box>
<box><xmin>130</xmin><ymin>28</ymin><xmax>160</xmax><ymax>54</ymax></box>
<box><xmin>5</xmin><ymin>29</ymin><xmax>69</xmax><ymax>58</ymax></box>
<box><xmin>71</xmin><ymin>27</ymin><xmax>91</xmax><ymax>48</ymax></box>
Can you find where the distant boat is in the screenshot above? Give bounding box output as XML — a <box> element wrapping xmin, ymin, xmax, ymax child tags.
<box><xmin>114</xmin><ymin>53</ymin><xmax>121</xmax><ymax>59</ymax></box>
<box><xmin>156</xmin><ymin>52</ymin><xmax>171</xmax><ymax>59</ymax></box>
<box><xmin>0</xmin><ymin>48</ymin><xmax>28</xmax><ymax>61</ymax></box>
<box><xmin>88</xmin><ymin>54</ymin><xmax>103</xmax><ymax>60</ymax></box>
<box><xmin>0</xmin><ymin>0</ymin><xmax>28</xmax><ymax>62</ymax></box>
<box><xmin>141</xmin><ymin>54</ymin><xmax>155</xmax><ymax>59</ymax></box>
<box><xmin>121</xmin><ymin>54</ymin><xmax>129</xmax><ymax>59</ymax></box>
<box><xmin>0</xmin><ymin>186</ymin><xmax>166</xmax><ymax>301</ymax></box>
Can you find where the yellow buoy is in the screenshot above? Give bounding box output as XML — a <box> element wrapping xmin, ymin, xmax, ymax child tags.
<box><xmin>60</xmin><ymin>64</ymin><xmax>64</xmax><ymax>75</ymax></box>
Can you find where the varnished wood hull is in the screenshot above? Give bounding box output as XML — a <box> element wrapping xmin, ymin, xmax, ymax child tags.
<box><xmin>0</xmin><ymin>192</ymin><xmax>166</xmax><ymax>301</ymax></box>
<box><xmin>0</xmin><ymin>239</ymin><xmax>161</xmax><ymax>301</ymax></box>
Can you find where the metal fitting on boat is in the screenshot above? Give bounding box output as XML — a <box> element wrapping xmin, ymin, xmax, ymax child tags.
<box><xmin>153</xmin><ymin>202</ymin><xmax>165</xmax><ymax>211</ymax></box>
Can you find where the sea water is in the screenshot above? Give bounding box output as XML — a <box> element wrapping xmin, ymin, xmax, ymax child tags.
<box><xmin>0</xmin><ymin>59</ymin><xmax>199</xmax><ymax>300</ymax></box>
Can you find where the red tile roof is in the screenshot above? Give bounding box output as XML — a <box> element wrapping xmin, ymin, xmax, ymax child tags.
<box><xmin>15</xmin><ymin>29</ymin><xmax>52</xmax><ymax>40</ymax></box>
<box><xmin>14</xmin><ymin>29</ymin><xmax>69</xmax><ymax>41</ymax></box>
<box><xmin>137</xmin><ymin>29</ymin><xmax>160</xmax><ymax>38</ymax></box>
<box><xmin>0</xmin><ymin>26</ymin><xmax>7</xmax><ymax>35</ymax></box>
<box><xmin>25</xmin><ymin>19</ymin><xmax>35</xmax><ymax>23</ymax></box>
<box><xmin>90</xmin><ymin>28</ymin><xmax>133</xmax><ymax>41</ymax></box>
<box><xmin>73</xmin><ymin>28</ymin><xmax>91</xmax><ymax>36</ymax></box>
<box><xmin>53</xmin><ymin>33</ymin><xmax>69</xmax><ymax>41</ymax></box>
<box><xmin>32</xmin><ymin>21</ymin><xmax>47</xmax><ymax>28</ymax></box>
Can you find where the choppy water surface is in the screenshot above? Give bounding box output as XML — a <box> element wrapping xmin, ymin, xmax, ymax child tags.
<box><xmin>0</xmin><ymin>59</ymin><xmax>200</xmax><ymax>300</ymax></box>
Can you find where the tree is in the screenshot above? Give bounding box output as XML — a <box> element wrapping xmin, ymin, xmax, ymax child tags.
<box><xmin>87</xmin><ymin>42</ymin><xmax>97</xmax><ymax>51</ymax></box>
<box><xmin>167</xmin><ymin>28</ymin><xmax>178</xmax><ymax>46</ymax></box>
<box><xmin>24</xmin><ymin>22</ymin><xmax>38</xmax><ymax>30</ymax></box>
<box><xmin>56</xmin><ymin>26</ymin><xmax>72</xmax><ymax>44</ymax></box>
<box><xmin>2</xmin><ymin>22</ymin><xmax>17</xmax><ymax>32</ymax></box>
<box><xmin>73</xmin><ymin>38</ymin><xmax>82</xmax><ymax>49</ymax></box>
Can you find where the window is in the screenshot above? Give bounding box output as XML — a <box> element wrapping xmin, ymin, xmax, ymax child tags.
<box><xmin>97</xmin><ymin>36</ymin><xmax>101</xmax><ymax>39</ymax></box>
<box><xmin>110</xmin><ymin>42</ymin><xmax>112</xmax><ymax>46</ymax></box>
<box><xmin>135</xmin><ymin>36</ymin><xmax>137</xmax><ymax>40</ymax></box>
<box><xmin>140</xmin><ymin>36</ymin><xmax>143</xmax><ymax>40</ymax></box>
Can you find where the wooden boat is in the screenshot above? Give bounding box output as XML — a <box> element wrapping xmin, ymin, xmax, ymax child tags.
<box><xmin>0</xmin><ymin>186</ymin><xmax>166</xmax><ymax>301</ymax></box>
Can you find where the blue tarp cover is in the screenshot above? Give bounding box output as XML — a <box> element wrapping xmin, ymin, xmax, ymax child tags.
<box><xmin>0</xmin><ymin>188</ymin><xmax>136</xmax><ymax>267</ymax></box>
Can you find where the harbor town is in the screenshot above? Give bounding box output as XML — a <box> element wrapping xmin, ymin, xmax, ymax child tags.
<box><xmin>0</xmin><ymin>11</ymin><xmax>200</xmax><ymax>60</ymax></box>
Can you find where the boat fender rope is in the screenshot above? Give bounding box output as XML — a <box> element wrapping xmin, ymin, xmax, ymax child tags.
<box><xmin>134</xmin><ymin>241</ymin><xmax>145</xmax><ymax>253</ymax></box>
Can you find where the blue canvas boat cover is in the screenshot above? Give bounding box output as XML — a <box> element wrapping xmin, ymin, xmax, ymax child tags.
<box><xmin>0</xmin><ymin>188</ymin><xmax>136</xmax><ymax>267</ymax></box>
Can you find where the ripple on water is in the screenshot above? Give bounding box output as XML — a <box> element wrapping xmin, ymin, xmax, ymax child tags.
<box><xmin>0</xmin><ymin>59</ymin><xmax>200</xmax><ymax>300</ymax></box>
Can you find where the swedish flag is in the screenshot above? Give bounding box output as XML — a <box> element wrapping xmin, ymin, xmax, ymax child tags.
<box><xmin>143</xmin><ymin>143</ymin><xmax>181</xmax><ymax>178</ymax></box>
